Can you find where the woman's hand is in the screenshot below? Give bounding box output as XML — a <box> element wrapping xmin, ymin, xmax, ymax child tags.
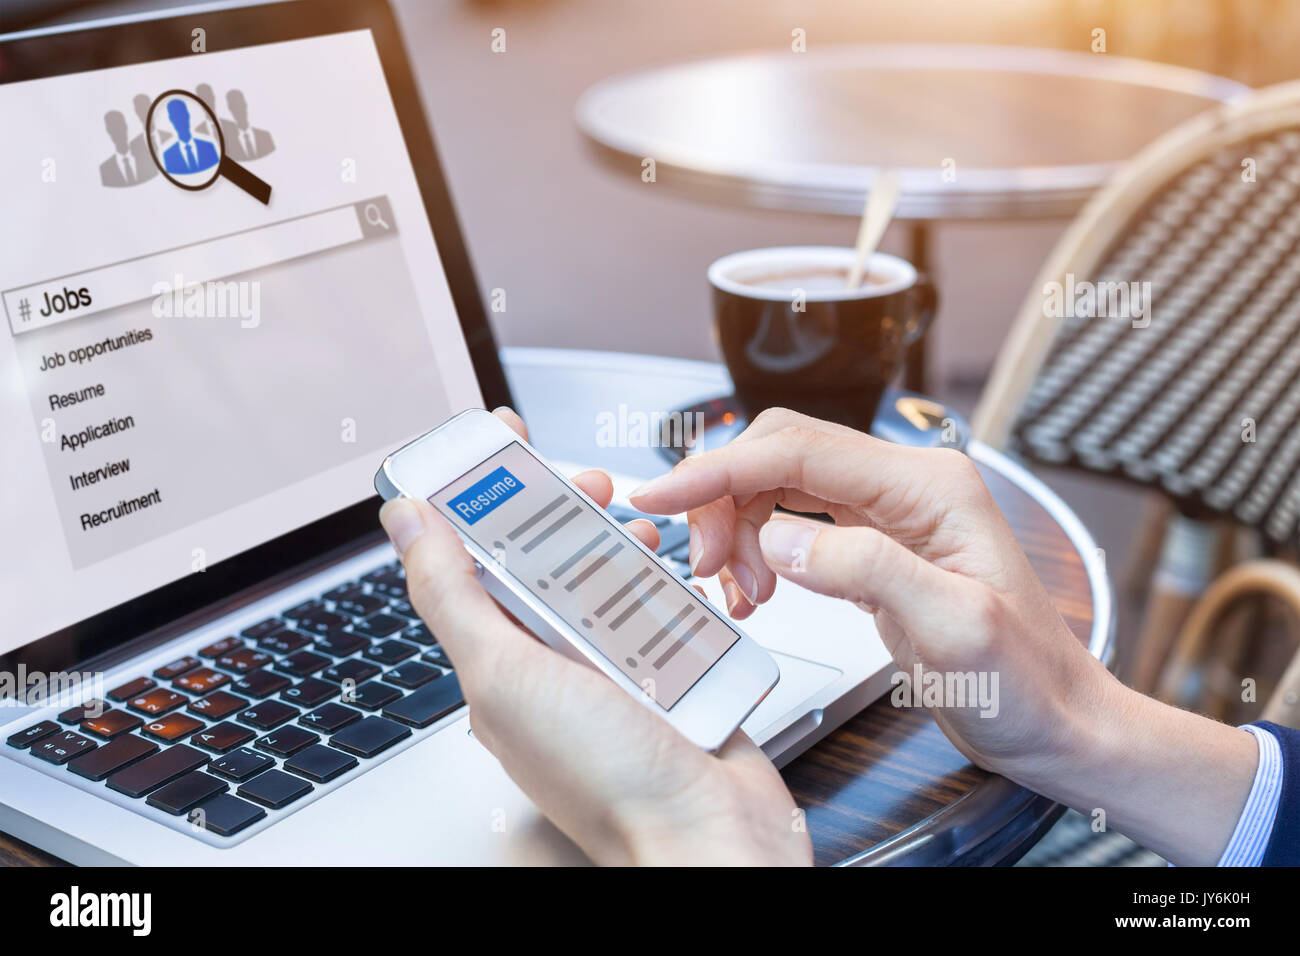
<box><xmin>628</xmin><ymin>408</ymin><xmax>1259</xmax><ymax>866</ymax></box>
<box><xmin>379</xmin><ymin>408</ymin><xmax>810</xmax><ymax>866</ymax></box>
<box><xmin>629</xmin><ymin>407</ymin><xmax>1108</xmax><ymax>776</ymax></box>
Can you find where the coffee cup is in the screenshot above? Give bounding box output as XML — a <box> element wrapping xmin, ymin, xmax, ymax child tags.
<box><xmin>707</xmin><ymin>246</ymin><xmax>936</xmax><ymax>430</ymax></box>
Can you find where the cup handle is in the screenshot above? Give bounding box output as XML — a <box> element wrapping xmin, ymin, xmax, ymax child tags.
<box><xmin>904</xmin><ymin>272</ymin><xmax>938</xmax><ymax>346</ymax></box>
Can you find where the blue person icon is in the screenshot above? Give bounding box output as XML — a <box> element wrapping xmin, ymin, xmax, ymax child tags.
<box><xmin>161</xmin><ymin>98</ymin><xmax>219</xmax><ymax>175</ymax></box>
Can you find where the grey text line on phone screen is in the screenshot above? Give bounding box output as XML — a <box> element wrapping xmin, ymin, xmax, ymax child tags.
<box><xmin>435</xmin><ymin>443</ymin><xmax>738</xmax><ymax>708</ymax></box>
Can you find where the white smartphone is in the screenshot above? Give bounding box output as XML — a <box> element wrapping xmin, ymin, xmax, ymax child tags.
<box><xmin>374</xmin><ymin>408</ymin><xmax>780</xmax><ymax>750</ymax></box>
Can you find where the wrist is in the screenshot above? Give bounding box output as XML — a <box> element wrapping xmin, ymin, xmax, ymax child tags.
<box><xmin>1003</xmin><ymin>666</ymin><xmax>1259</xmax><ymax>865</ymax></box>
<box><xmin>612</xmin><ymin>792</ymin><xmax>812</xmax><ymax>866</ymax></box>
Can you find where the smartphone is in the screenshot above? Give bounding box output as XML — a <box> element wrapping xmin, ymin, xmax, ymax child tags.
<box><xmin>374</xmin><ymin>409</ymin><xmax>780</xmax><ymax>750</ymax></box>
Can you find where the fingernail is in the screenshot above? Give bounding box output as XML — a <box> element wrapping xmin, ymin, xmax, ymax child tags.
<box><xmin>380</xmin><ymin>498</ymin><xmax>425</xmax><ymax>557</ymax></box>
<box><xmin>628</xmin><ymin>473</ymin><xmax>666</xmax><ymax>501</ymax></box>
<box><xmin>730</xmin><ymin>562</ymin><xmax>758</xmax><ymax>604</ymax></box>
<box><xmin>760</xmin><ymin>521</ymin><xmax>818</xmax><ymax>571</ymax></box>
<box><xmin>688</xmin><ymin>524</ymin><xmax>704</xmax><ymax>575</ymax></box>
<box><xmin>723</xmin><ymin>579</ymin><xmax>742</xmax><ymax>615</ymax></box>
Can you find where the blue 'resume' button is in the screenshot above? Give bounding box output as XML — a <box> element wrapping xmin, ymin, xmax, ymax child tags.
<box><xmin>446</xmin><ymin>466</ymin><xmax>525</xmax><ymax>524</ymax></box>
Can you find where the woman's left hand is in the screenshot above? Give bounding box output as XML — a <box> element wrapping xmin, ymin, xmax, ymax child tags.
<box><xmin>378</xmin><ymin>407</ymin><xmax>810</xmax><ymax>866</ymax></box>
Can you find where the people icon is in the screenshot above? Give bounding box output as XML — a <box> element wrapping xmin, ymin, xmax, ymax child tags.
<box><xmin>133</xmin><ymin>93</ymin><xmax>171</xmax><ymax>157</ymax></box>
<box><xmin>224</xmin><ymin>89</ymin><xmax>275</xmax><ymax>161</ymax></box>
<box><xmin>100</xmin><ymin>110</ymin><xmax>157</xmax><ymax>188</ymax></box>
<box><xmin>100</xmin><ymin>86</ymin><xmax>273</xmax><ymax>191</ymax></box>
<box><xmin>161</xmin><ymin>98</ymin><xmax>220</xmax><ymax>175</ymax></box>
<box><xmin>193</xmin><ymin>83</ymin><xmax>230</xmax><ymax>142</ymax></box>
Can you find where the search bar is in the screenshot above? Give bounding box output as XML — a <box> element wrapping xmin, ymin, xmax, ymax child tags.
<box><xmin>3</xmin><ymin>197</ymin><xmax>396</xmax><ymax>336</ymax></box>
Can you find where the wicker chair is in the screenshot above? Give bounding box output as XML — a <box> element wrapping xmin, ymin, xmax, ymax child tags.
<box><xmin>972</xmin><ymin>79</ymin><xmax>1300</xmax><ymax>715</ymax></box>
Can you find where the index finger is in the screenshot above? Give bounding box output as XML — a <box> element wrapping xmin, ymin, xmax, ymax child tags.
<box><xmin>627</xmin><ymin>426</ymin><xmax>923</xmax><ymax>517</ymax></box>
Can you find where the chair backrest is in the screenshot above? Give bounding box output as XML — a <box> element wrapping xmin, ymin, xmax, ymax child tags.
<box><xmin>972</xmin><ymin>80</ymin><xmax>1300</xmax><ymax>548</ymax></box>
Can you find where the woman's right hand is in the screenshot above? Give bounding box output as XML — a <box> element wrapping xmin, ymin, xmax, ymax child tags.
<box><xmin>631</xmin><ymin>409</ymin><xmax>1265</xmax><ymax>867</ymax></box>
<box><xmin>628</xmin><ymin>408</ymin><xmax>1116</xmax><ymax>783</ymax></box>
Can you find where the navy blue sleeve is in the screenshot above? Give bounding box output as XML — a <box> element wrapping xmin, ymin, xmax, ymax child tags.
<box><xmin>1251</xmin><ymin>721</ymin><xmax>1300</xmax><ymax>866</ymax></box>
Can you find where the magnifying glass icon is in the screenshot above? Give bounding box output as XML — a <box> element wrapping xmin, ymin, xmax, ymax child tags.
<box><xmin>363</xmin><ymin>203</ymin><xmax>390</xmax><ymax>230</ymax></box>
<box><xmin>145</xmin><ymin>89</ymin><xmax>272</xmax><ymax>204</ymax></box>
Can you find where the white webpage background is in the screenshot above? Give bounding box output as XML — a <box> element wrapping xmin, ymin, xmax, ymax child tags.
<box><xmin>0</xmin><ymin>30</ymin><xmax>482</xmax><ymax>650</ymax></box>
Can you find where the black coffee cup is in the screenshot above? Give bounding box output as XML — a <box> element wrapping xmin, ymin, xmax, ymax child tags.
<box><xmin>708</xmin><ymin>246</ymin><xmax>937</xmax><ymax>430</ymax></box>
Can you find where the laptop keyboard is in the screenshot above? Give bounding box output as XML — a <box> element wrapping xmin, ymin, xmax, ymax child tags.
<box><xmin>3</xmin><ymin>505</ymin><xmax>694</xmax><ymax>848</ymax></box>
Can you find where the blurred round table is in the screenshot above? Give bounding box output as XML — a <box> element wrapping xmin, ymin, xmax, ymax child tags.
<box><xmin>576</xmin><ymin>44</ymin><xmax>1249</xmax><ymax>386</ymax></box>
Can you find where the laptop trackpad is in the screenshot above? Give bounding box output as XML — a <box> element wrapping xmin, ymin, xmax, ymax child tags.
<box><xmin>740</xmin><ymin>649</ymin><xmax>841</xmax><ymax>741</ymax></box>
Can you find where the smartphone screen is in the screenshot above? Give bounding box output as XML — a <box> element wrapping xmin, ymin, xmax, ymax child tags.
<box><xmin>434</xmin><ymin>442</ymin><xmax>739</xmax><ymax>708</ymax></box>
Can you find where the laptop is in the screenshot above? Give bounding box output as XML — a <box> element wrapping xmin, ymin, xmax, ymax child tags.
<box><xmin>0</xmin><ymin>0</ymin><xmax>895</xmax><ymax>865</ymax></box>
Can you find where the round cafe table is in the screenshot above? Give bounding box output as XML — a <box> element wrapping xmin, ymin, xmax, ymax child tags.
<box><xmin>576</xmin><ymin>44</ymin><xmax>1249</xmax><ymax>387</ymax></box>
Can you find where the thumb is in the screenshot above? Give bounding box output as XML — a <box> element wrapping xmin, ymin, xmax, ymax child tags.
<box><xmin>758</xmin><ymin>517</ymin><xmax>966</xmax><ymax>637</ymax></box>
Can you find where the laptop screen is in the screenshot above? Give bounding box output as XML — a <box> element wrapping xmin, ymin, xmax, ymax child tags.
<box><xmin>0</xmin><ymin>8</ymin><xmax>499</xmax><ymax>664</ymax></box>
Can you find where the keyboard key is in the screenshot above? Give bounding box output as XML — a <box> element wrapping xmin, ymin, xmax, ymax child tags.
<box><xmin>241</xmin><ymin>617</ymin><xmax>286</xmax><ymax>641</ymax></box>
<box><xmin>283</xmin><ymin>599</ymin><xmax>323</xmax><ymax>622</ymax></box>
<box><xmin>191</xmin><ymin>722</ymin><xmax>256</xmax><ymax>754</ymax></box>
<box><xmin>106</xmin><ymin>677</ymin><xmax>155</xmax><ymax>702</ymax></box>
<box><xmin>300</xmin><ymin>703</ymin><xmax>361</xmax><ymax>734</ymax></box>
<box><xmin>147</xmin><ymin>771</ymin><xmax>227</xmax><ymax>815</ymax></box>
<box><xmin>382</xmin><ymin>674</ymin><xmax>464</xmax><ymax>729</ymax></box>
<box><xmin>284</xmin><ymin>744</ymin><xmax>358</xmax><ymax>783</ymax></box>
<box><xmin>336</xmin><ymin>593</ymin><xmax>385</xmax><ymax>617</ymax></box>
<box><xmin>237</xmin><ymin>700</ymin><xmax>298</xmax><ymax>731</ymax></box>
<box><xmin>187</xmin><ymin>690</ymin><xmax>247</xmax><ymax>720</ymax></box>
<box><xmin>387</xmin><ymin>599</ymin><xmax>418</xmax><ymax>619</ymax></box>
<box><xmin>237</xmin><ymin>769</ymin><xmax>313</xmax><ymax>809</ymax></box>
<box><xmin>323</xmin><ymin>583</ymin><xmax>363</xmax><ymax>603</ymax></box>
<box><xmin>352</xmin><ymin>613</ymin><xmax>407</xmax><ymax>639</ymax></box>
<box><xmin>6</xmin><ymin>720</ymin><xmax>59</xmax><ymax>749</ymax></box>
<box><xmin>297</xmin><ymin>609</ymin><xmax>350</xmax><ymax>636</ymax></box>
<box><xmin>209</xmin><ymin>747</ymin><xmax>275</xmax><ymax>781</ymax></box>
<box><xmin>364</xmin><ymin>640</ymin><xmax>417</xmax><ymax>666</ymax></box>
<box><xmin>106</xmin><ymin>744</ymin><xmax>208</xmax><ymax>798</ymax></box>
<box><xmin>128</xmin><ymin>688</ymin><xmax>187</xmax><ymax>717</ymax></box>
<box><xmin>198</xmin><ymin>636</ymin><xmax>243</xmax><ymax>659</ymax></box>
<box><xmin>192</xmin><ymin>793</ymin><xmax>266</xmax><ymax>836</ymax></box>
<box><xmin>175</xmin><ymin>667</ymin><xmax>229</xmax><ymax>694</ymax></box>
<box><xmin>345</xmin><ymin>681</ymin><xmax>401</xmax><ymax>711</ymax></box>
<box><xmin>420</xmin><ymin>645</ymin><xmax>454</xmax><ymax>669</ymax></box>
<box><xmin>329</xmin><ymin>716</ymin><xmax>411</xmax><ymax>758</ymax></box>
<box><xmin>314</xmin><ymin>632</ymin><xmax>366</xmax><ymax>657</ymax></box>
<box><xmin>31</xmin><ymin>730</ymin><xmax>97</xmax><ymax>764</ymax></box>
<box><xmin>142</xmin><ymin>713</ymin><xmax>205</xmax><ymax>742</ymax></box>
<box><xmin>383</xmin><ymin>661</ymin><xmax>441</xmax><ymax>689</ymax></box>
<box><xmin>401</xmin><ymin>623</ymin><xmax>436</xmax><ymax>645</ymax></box>
<box><xmin>275</xmin><ymin>649</ymin><xmax>331</xmax><ymax>677</ymax></box>
<box><xmin>58</xmin><ymin>700</ymin><xmax>106</xmax><ymax>724</ymax></box>
<box><xmin>80</xmin><ymin>709</ymin><xmax>143</xmax><ymax>740</ymax></box>
<box><xmin>260</xmin><ymin>630</ymin><xmax>311</xmax><ymax>655</ymax></box>
<box><xmin>154</xmin><ymin>656</ymin><xmax>201</xmax><ymax>680</ymax></box>
<box><xmin>67</xmin><ymin>734</ymin><xmax>158</xmax><ymax>781</ymax></box>
<box><xmin>362</xmin><ymin>563</ymin><xmax>401</xmax><ymax>584</ymax></box>
<box><xmin>232</xmin><ymin>670</ymin><xmax>291</xmax><ymax>699</ymax></box>
<box><xmin>255</xmin><ymin>726</ymin><xmax>319</xmax><ymax>758</ymax></box>
<box><xmin>369</xmin><ymin>577</ymin><xmax>407</xmax><ymax>600</ymax></box>
<box><xmin>281</xmin><ymin>678</ymin><xmax>336</xmax><ymax>708</ymax></box>
<box><xmin>322</xmin><ymin>658</ymin><xmax>381</xmax><ymax>684</ymax></box>
<box><xmin>216</xmin><ymin>647</ymin><xmax>273</xmax><ymax>674</ymax></box>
